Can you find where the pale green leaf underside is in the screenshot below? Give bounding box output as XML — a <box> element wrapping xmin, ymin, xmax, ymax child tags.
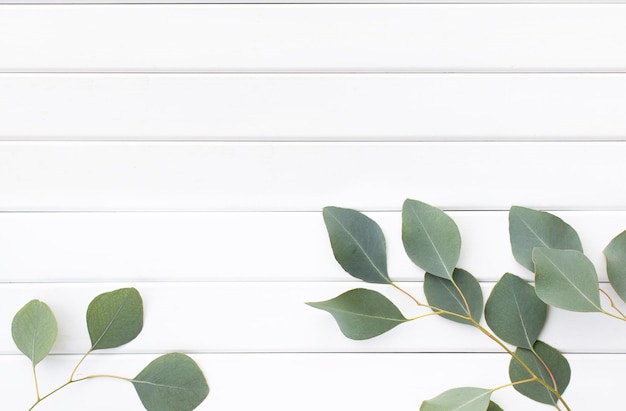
<box><xmin>509</xmin><ymin>340</ymin><xmax>571</xmax><ymax>405</ymax></box>
<box><xmin>604</xmin><ymin>230</ymin><xmax>626</xmax><ymax>304</ymax></box>
<box><xmin>323</xmin><ymin>206</ymin><xmax>390</xmax><ymax>284</ymax></box>
<box><xmin>420</xmin><ymin>387</ymin><xmax>492</xmax><ymax>411</ymax></box>
<box><xmin>424</xmin><ymin>268</ymin><xmax>483</xmax><ymax>326</ymax></box>
<box><xmin>11</xmin><ymin>300</ymin><xmax>58</xmax><ymax>366</ymax></box>
<box><xmin>402</xmin><ymin>199</ymin><xmax>461</xmax><ymax>280</ymax></box>
<box><xmin>509</xmin><ymin>206</ymin><xmax>582</xmax><ymax>272</ymax></box>
<box><xmin>533</xmin><ymin>248</ymin><xmax>602</xmax><ymax>312</ymax></box>
<box><xmin>306</xmin><ymin>288</ymin><xmax>407</xmax><ymax>340</ymax></box>
<box><xmin>87</xmin><ymin>287</ymin><xmax>144</xmax><ymax>350</ymax></box>
<box><xmin>485</xmin><ymin>273</ymin><xmax>546</xmax><ymax>349</ymax></box>
<box><xmin>133</xmin><ymin>353</ymin><xmax>209</xmax><ymax>411</ymax></box>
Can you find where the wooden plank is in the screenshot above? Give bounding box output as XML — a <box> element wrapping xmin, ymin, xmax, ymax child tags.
<box><xmin>0</xmin><ymin>282</ymin><xmax>624</xmax><ymax>354</ymax></box>
<box><xmin>1</xmin><ymin>142</ymin><xmax>626</xmax><ymax>211</ymax></box>
<box><xmin>2</xmin><ymin>5</ymin><xmax>626</xmax><ymax>72</ymax></box>
<box><xmin>1</xmin><ymin>352</ymin><xmax>623</xmax><ymax>410</ymax></box>
<box><xmin>0</xmin><ymin>211</ymin><xmax>623</xmax><ymax>283</ymax></box>
<box><xmin>2</xmin><ymin>74</ymin><xmax>626</xmax><ymax>140</ymax></box>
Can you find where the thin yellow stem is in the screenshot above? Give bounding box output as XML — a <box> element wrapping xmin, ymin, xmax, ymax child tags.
<box><xmin>490</xmin><ymin>376</ymin><xmax>537</xmax><ymax>392</ymax></box>
<box><xmin>451</xmin><ymin>279</ymin><xmax>472</xmax><ymax>317</ymax></box>
<box><xmin>600</xmin><ymin>288</ymin><xmax>626</xmax><ymax>320</ymax></box>
<box><xmin>531</xmin><ymin>346</ymin><xmax>558</xmax><ymax>393</ymax></box>
<box><xmin>69</xmin><ymin>349</ymin><xmax>92</xmax><ymax>381</ymax></box>
<box><xmin>32</xmin><ymin>365</ymin><xmax>40</xmax><ymax>401</ymax></box>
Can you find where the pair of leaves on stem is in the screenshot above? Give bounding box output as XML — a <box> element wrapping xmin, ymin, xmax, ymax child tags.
<box><xmin>11</xmin><ymin>288</ymin><xmax>208</xmax><ymax>411</ymax></box>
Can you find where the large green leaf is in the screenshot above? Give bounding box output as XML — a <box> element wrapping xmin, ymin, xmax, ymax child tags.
<box><xmin>87</xmin><ymin>287</ymin><xmax>144</xmax><ymax>350</ymax></box>
<box><xmin>11</xmin><ymin>300</ymin><xmax>58</xmax><ymax>366</ymax></box>
<box><xmin>485</xmin><ymin>273</ymin><xmax>547</xmax><ymax>349</ymax></box>
<box><xmin>532</xmin><ymin>248</ymin><xmax>602</xmax><ymax>312</ymax></box>
<box><xmin>306</xmin><ymin>288</ymin><xmax>407</xmax><ymax>340</ymax></box>
<box><xmin>402</xmin><ymin>199</ymin><xmax>461</xmax><ymax>279</ymax></box>
<box><xmin>424</xmin><ymin>268</ymin><xmax>483</xmax><ymax>326</ymax></box>
<box><xmin>420</xmin><ymin>387</ymin><xmax>492</xmax><ymax>411</ymax></box>
<box><xmin>509</xmin><ymin>340</ymin><xmax>570</xmax><ymax>405</ymax></box>
<box><xmin>133</xmin><ymin>353</ymin><xmax>209</xmax><ymax>411</ymax></box>
<box><xmin>509</xmin><ymin>206</ymin><xmax>582</xmax><ymax>271</ymax></box>
<box><xmin>604</xmin><ymin>230</ymin><xmax>626</xmax><ymax>304</ymax></box>
<box><xmin>323</xmin><ymin>206</ymin><xmax>390</xmax><ymax>284</ymax></box>
<box><xmin>487</xmin><ymin>402</ymin><xmax>503</xmax><ymax>411</ymax></box>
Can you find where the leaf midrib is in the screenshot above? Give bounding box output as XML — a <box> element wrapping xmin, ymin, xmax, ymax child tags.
<box><xmin>409</xmin><ymin>207</ymin><xmax>451</xmax><ymax>278</ymax></box>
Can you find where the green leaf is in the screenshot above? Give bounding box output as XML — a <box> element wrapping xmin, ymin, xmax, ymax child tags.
<box><xmin>509</xmin><ymin>340</ymin><xmax>570</xmax><ymax>405</ymax></box>
<box><xmin>323</xmin><ymin>206</ymin><xmax>390</xmax><ymax>284</ymax></box>
<box><xmin>420</xmin><ymin>387</ymin><xmax>492</xmax><ymax>411</ymax></box>
<box><xmin>532</xmin><ymin>248</ymin><xmax>602</xmax><ymax>312</ymax></box>
<box><xmin>509</xmin><ymin>206</ymin><xmax>583</xmax><ymax>271</ymax></box>
<box><xmin>306</xmin><ymin>288</ymin><xmax>408</xmax><ymax>340</ymax></box>
<box><xmin>133</xmin><ymin>353</ymin><xmax>209</xmax><ymax>411</ymax></box>
<box><xmin>402</xmin><ymin>199</ymin><xmax>461</xmax><ymax>279</ymax></box>
<box><xmin>11</xmin><ymin>300</ymin><xmax>58</xmax><ymax>366</ymax></box>
<box><xmin>604</xmin><ymin>230</ymin><xmax>626</xmax><ymax>304</ymax></box>
<box><xmin>487</xmin><ymin>402</ymin><xmax>503</xmax><ymax>411</ymax></box>
<box><xmin>424</xmin><ymin>268</ymin><xmax>483</xmax><ymax>326</ymax></box>
<box><xmin>485</xmin><ymin>273</ymin><xmax>547</xmax><ymax>349</ymax></box>
<box><xmin>87</xmin><ymin>287</ymin><xmax>144</xmax><ymax>350</ymax></box>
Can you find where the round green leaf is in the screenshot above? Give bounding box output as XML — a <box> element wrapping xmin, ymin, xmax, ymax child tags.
<box><xmin>323</xmin><ymin>206</ymin><xmax>390</xmax><ymax>284</ymax></box>
<box><xmin>87</xmin><ymin>287</ymin><xmax>143</xmax><ymax>350</ymax></box>
<box><xmin>487</xmin><ymin>401</ymin><xmax>503</xmax><ymax>411</ymax></box>
<box><xmin>485</xmin><ymin>273</ymin><xmax>547</xmax><ymax>349</ymax></box>
<box><xmin>420</xmin><ymin>387</ymin><xmax>492</xmax><ymax>411</ymax></box>
<box><xmin>11</xmin><ymin>300</ymin><xmax>57</xmax><ymax>366</ymax></box>
<box><xmin>424</xmin><ymin>268</ymin><xmax>483</xmax><ymax>326</ymax></box>
<box><xmin>306</xmin><ymin>288</ymin><xmax>407</xmax><ymax>340</ymax></box>
<box><xmin>402</xmin><ymin>199</ymin><xmax>461</xmax><ymax>280</ymax></box>
<box><xmin>532</xmin><ymin>248</ymin><xmax>602</xmax><ymax>312</ymax></box>
<box><xmin>509</xmin><ymin>206</ymin><xmax>582</xmax><ymax>272</ymax></box>
<box><xmin>133</xmin><ymin>353</ymin><xmax>209</xmax><ymax>411</ymax></box>
<box><xmin>604</xmin><ymin>230</ymin><xmax>626</xmax><ymax>304</ymax></box>
<box><xmin>509</xmin><ymin>340</ymin><xmax>570</xmax><ymax>405</ymax></box>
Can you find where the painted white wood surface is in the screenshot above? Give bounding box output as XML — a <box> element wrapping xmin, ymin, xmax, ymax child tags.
<box><xmin>2</xmin><ymin>5</ymin><xmax>626</xmax><ymax>72</ymax></box>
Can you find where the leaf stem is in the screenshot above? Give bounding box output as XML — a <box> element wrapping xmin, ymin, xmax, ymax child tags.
<box><xmin>391</xmin><ymin>282</ymin><xmax>423</xmax><ymax>306</ymax></box>
<box><xmin>32</xmin><ymin>365</ymin><xmax>40</xmax><ymax>401</ymax></box>
<box><xmin>69</xmin><ymin>349</ymin><xmax>92</xmax><ymax>381</ymax></box>
<box><xmin>530</xmin><ymin>346</ymin><xmax>558</xmax><ymax>393</ymax></box>
<box><xmin>490</xmin><ymin>376</ymin><xmax>537</xmax><ymax>392</ymax></box>
<box><xmin>600</xmin><ymin>288</ymin><xmax>626</xmax><ymax>320</ymax></box>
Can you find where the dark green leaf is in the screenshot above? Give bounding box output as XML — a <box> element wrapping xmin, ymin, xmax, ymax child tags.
<box><xmin>533</xmin><ymin>248</ymin><xmax>602</xmax><ymax>312</ymax></box>
<box><xmin>87</xmin><ymin>287</ymin><xmax>143</xmax><ymax>350</ymax></box>
<box><xmin>424</xmin><ymin>268</ymin><xmax>483</xmax><ymax>326</ymax></box>
<box><xmin>604</xmin><ymin>230</ymin><xmax>626</xmax><ymax>304</ymax></box>
<box><xmin>306</xmin><ymin>288</ymin><xmax>407</xmax><ymax>340</ymax></box>
<box><xmin>509</xmin><ymin>340</ymin><xmax>570</xmax><ymax>405</ymax></box>
<box><xmin>509</xmin><ymin>206</ymin><xmax>582</xmax><ymax>271</ymax></box>
<box><xmin>402</xmin><ymin>199</ymin><xmax>461</xmax><ymax>279</ymax></box>
<box><xmin>323</xmin><ymin>206</ymin><xmax>390</xmax><ymax>284</ymax></box>
<box><xmin>11</xmin><ymin>300</ymin><xmax>57</xmax><ymax>366</ymax></box>
<box><xmin>487</xmin><ymin>401</ymin><xmax>503</xmax><ymax>411</ymax></box>
<box><xmin>133</xmin><ymin>353</ymin><xmax>209</xmax><ymax>411</ymax></box>
<box><xmin>485</xmin><ymin>273</ymin><xmax>547</xmax><ymax>349</ymax></box>
<box><xmin>420</xmin><ymin>387</ymin><xmax>492</xmax><ymax>411</ymax></box>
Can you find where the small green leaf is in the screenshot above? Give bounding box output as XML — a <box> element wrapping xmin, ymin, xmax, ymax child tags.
<box><xmin>306</xmin><ymin>288</ymin><xmax>407</xmax><ymax>340</ymax></box>
<box><xmin>509</xmin><ymin>206</ymin><xmax>583</xmax><ymax>271</ymax></box>
<box><xmin>420</xmin><ymin>387</ymin><xmax>492</xmax><ymax>411</ymax></box>
<box><xmin>604</xmin><ymin>230</ymin><xmax>626</xmax><ymax>304</ymax></box>
<box><xmin>509</xmin><ymin>340</ymin><xmax>570</xmax><ymax>405</ymax></box>
<box><xmin>485</xmin><ymin>273</ymin><xmax>547</xmax><ymax>349</ymax></box>
<box><xmin>402</xmin><ymin>199</ymin><xmax>461</xmax><ymax>279</ymax></box>
<box><xmin>533</xmin><ymin>248</ymin><xmax>602</xmax><ymax>312</ymax></box>
<box><xmin>323</xmin><ymin>206</ymin><xmax>390</xmax><ymax>284</ymax></box>
<box><xmin>87</xmin><ymin>287</ymin><xmax>143</xmax><ymax>350</ymax></box>
<box><xmin>487</xmin><ymin>401</ymin><xmax>503</xmax><ymax>411</ymax></box>
<box><xmin>11</xmin><ymin>300</ymin><xmax>58</xmax><ymax>366</ymax></box>
<box><xmin>424</xmin><ymin>268</ymin><xmax>483</xmax><ymax>326</ymax></box>
<box><xmin>133</xmin><ymin>353</ymin><xmax>209</xmax><ymax>411</ymax></box>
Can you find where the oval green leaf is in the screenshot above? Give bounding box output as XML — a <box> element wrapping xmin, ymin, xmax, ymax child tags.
<box><xmin>323</xmin><ymin>206</ymin><xmax>390</xmax><ymax>284</ymax></box>
<box><xmin>87</xmin><ymin>287</ymin><xmax>143</xmax><ymax>350</ymax></box>
<box><xmin>509</xmin><ymin>206</ymin><xmax>582</xmax><ymax>271</ymax></box>
<box><xmin>604</xmin><ymin>230</ymin><xmax>626</xmax><ymax>304</ymax></box>
<box><xmin>487</xmin><ymin>402</ymin><xmax>503</xmax><ymax>411</ymax></box>
<box><xmin>509</xmin><ymin>340</ymin><xmax>570</xmax><ymax>405</ymax></box>
<box><xmin>306</xmin><ymin>288</ymin><xmax>407</xmax><ymax>340</ymax></box>
<box><xmin>420</xmin><ymin>387</ymin><xmax>492</xmax><ymax>411</ymax></box>
<box><xmin>402</xmin><ymin>199</ymin><xmax>461</xmax><ymax>279</ymax></box>
<box><xmin>133</xmin><ymin>353</ymin><xmax>209</xmax><ymax>411</ymax></box>
<box><xmin>532</xmin><ymin>248</ymin><xmax>602</xmax><ymax>312</ymax></box>
<box><xmin>485</xmin><ymin>273</ymin><xmax>547</xmax><ymax>349</ymax></box>
<box><xmin>11</xmin><ymin>300</ymin><xmax>58</xmax><ymax>366</ymax></box>
<box><xmin>424</xmin><ymin>268</ymin><xmax>483</xmax><ymax>326</ymax></box>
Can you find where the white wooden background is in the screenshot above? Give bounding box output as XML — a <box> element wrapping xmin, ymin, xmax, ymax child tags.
<box><xmin>2</xmin><ymin>2</ymin><xmax>626</xmax><ymax>410</ymax></box>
